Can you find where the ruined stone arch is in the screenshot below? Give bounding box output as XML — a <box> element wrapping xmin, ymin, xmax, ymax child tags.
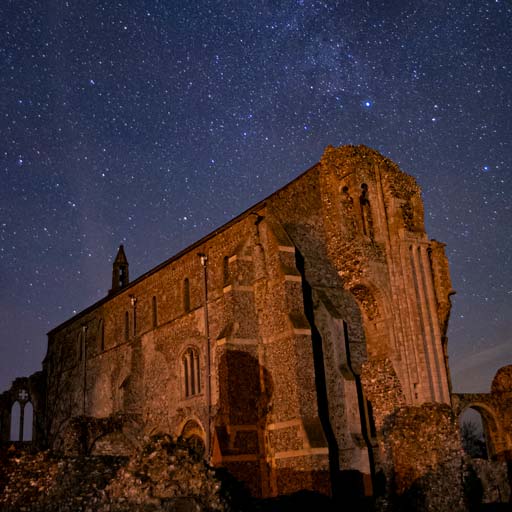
<box><xmin>348</xmin><ymin>281</ymin><xmax>395</xmax><ymax>359</ymax></box>
<box><xmin>177</xmin><ymin>417</ymin><xmax>206</xmax><ymax>457</ymax></box>
<box><xmin>458</xmin><ymin>401</ymin><xmax>503</xmax><ymax>459</ymax></box>
<box><xmin>22</xmin><ymin>401</ymin><xmax>33</xmax><ymax>441</ymax></box>
<box><xmin>9</xmin><ymin>401</ymin><xmax>21</xmax><ymax>441</ymax></box>
<box><xmin>177</xmin><ymin>416</ymin><xmax>205</xmax><ymax>438</ymax></box>
<box><xmin>7</xmin><ymin>385</ymin><xmax>35</xmax><ymax>442</ymax></box>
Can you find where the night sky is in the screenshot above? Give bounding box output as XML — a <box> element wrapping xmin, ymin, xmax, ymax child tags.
<box><xmin>1</xmin><ymin>1</ymin><xmax>511</xmax><ymax>394</ymax></box>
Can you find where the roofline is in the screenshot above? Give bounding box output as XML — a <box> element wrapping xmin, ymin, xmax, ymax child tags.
<box><xmin>47</xmin><ymin>161</ymin><xmax>321</xmax><ymax>336</ymax></box>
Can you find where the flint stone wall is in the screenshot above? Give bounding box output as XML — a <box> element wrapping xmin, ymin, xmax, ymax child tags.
<box><xmin>378</xmin><ymin>403</ymin><xmax>466</xmax><ymax>512</ymax></box>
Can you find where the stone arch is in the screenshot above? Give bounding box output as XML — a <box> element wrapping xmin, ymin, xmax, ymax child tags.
<box><xmin>338</xmin><ymin>183</ymin><xmax>357</xmax><ymax>238</ymax></box>
<box><xmin>0</xmin><ymin>375</ymin><xmax>44</xmax><ymax>446</ymax></box>
<box><xmin>8</xmin><ymin>388</ymin><xmax>34</xmax><ymax>442</ymax></box>
<box><xmin>348</xmin><ymin>281</ymin><xmax>395</xmax><ymax>359</ymax></box>
<box><xmin>178</xmin><ymin>417</ymin><xmax>206</xmax><ymax>457</ymax></box>
<box><xmin>458</xmin><ymin>401</ymin><xmax>503</xmax><ymax>459</ymax></box>
<box><xmin>23</xmin><ymin>401</ymin><xmax>33</xmax><ymax>441</ymax></box>
<box><xmin>88</xmin><ymin>414</ymin><xmax>143</xmax><ymax>456</ymax></box>
<box><xmin>10</xmin><ymin>401</ymin><xmax>21</xmax><ymax>441</ymax></box>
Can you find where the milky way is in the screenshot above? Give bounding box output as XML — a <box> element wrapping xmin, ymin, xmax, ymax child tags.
<box><xmin>1</xmin><ymin>1</ymin><xmax>511</xmax><ymax>392</ymax></box>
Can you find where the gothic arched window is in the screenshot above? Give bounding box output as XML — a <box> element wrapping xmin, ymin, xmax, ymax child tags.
<box><xmin>23</xmin><ymin>401</ymin><xmax>33</xmax><ymax>441</ymax></box>
<box><xmin>359</xmin><ymin>183</ymin><xmax>374</xmax><ymax>239</ymax></box>
<box><xmin>10</xmin><ymin>401</ymin><xmax>21</xmax><ymax>441</ymax></box>
<box><xmin>182</xmin><ymin>347</ymin><xmax>201</xmax><ymax>398</ymax></box>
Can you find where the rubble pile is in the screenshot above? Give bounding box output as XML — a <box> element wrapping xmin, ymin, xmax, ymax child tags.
<box><xmin>0</xmin><ymin>447</ymin><xmax>125</xmax><ymax>511</ymax></box>
<box><xmin>101</xmin><ymin>434</ymin><xmax>243</xmax><ymax>511</ymax></box>
<box><xmin>0</xmin><ymin>436</ymin><xmax>246</xmax><ymax>512</ymax></box>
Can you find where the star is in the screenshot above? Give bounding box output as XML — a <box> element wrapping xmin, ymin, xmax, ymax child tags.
<box><xmin>0</xmin><ymin>0</ymin><xmax>510</xmax><ymax>398</ymax></box>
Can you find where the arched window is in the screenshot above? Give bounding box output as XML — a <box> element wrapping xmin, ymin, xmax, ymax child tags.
<box><xmin>182</xmin><ymin>347</ymin><xmax>201</xmax><ymax>397</ymax></box>
<box><xmin>183</xmin><ymin>278</ymin><xmax>191</xmax><ymax>313</ymax></box>
<box><xmin>359</xmin><ymin>183</ymin><xmax>374</xmax><ymax>239</ymax></box>
<box><xmin>23</xmin><ymin>402</ymin><xmax>33</xmax><ymax>441</ymax></box>
<box><xmin>10</xmin><ymin>401</ymin><xmax>21</xmax><ymax>441</ymax></box>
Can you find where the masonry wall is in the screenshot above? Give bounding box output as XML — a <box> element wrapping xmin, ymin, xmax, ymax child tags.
<box><xmin>44</xmin><ymin>207</ymin><xmax>335</xmax><ymax>496</ymax></box>
<box><xmin>40</xmin><ymin>144</ymin><xmax>455</xmax><ymax>500</ymax></box>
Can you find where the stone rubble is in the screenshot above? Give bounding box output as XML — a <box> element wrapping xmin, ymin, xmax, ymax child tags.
<box><xmin>0</xmin><ymin>436</ymin><xmax>245</xmax><ymax>512</ymax></box>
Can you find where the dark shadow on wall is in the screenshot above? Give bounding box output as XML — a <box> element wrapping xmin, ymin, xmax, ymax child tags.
<box><xmin>294</xmin><ymin>251</ymin><xmax>340</xmax><ymax>489</ymax></box>
<box><xmin>295</xmin><ymin>248</ymin><xmax>375</xmax><ymax>508</ymax></box>
<box><xmin>217</xmin><ymin>350</ymin><xmax>271</xmax><ymax>426</ymax></box>
<box><xmin>215</xmin><ymin>350</ymin><xmax>331</xmax><ymax>499</ymax></box>
<box><xmin>294</xmin><ymin>248</ymin><xmax>375</xmax><ymax>508</ymax></box>
<box><xmin>216</xmin><ymin>349</ymin><xmax>273</xmax><ymax>497</ymax></box>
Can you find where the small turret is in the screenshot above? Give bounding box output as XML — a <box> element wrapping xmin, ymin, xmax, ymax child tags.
<box><xmin>110</xmin><ymin>244</ymin><xmax>129</xmax><ymax>294</ymax></box>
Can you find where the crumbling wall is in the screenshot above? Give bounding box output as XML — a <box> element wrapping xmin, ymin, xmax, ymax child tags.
<box><xmin>378</xmin><ymin>403</ymin><xmax>466</xmax><ymax>512</ymax></box>
<box><xmin>360</xmin><ymin>358</ymin><xmax>406</xmax><ymax>431</ymax></box>
<box><xmin>58</xmin><ymin>413</ymin><xmax>142</xmax><ymax>457</ymax></box>
<box><xmin>468</xmin><ymin>458</ymin><xmax>510</xmax><ymax>505</ymax></box>
<box><xmin>0</xmin><ymin>373</ymin><xmax>45</xmax><ymax>447</ymax></box>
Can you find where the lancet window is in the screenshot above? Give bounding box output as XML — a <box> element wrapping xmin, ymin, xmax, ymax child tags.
<box><xmin>182</xmin><ymin>347</ymin><xmax>201</xmax><ymax>398</ymax></box>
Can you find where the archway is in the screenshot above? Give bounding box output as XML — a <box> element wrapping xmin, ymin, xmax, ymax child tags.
<box><xmin>348</xmin><ymin>280</ymin><xmax>395</xmax><ymax>363</ymax></box>
<box><xmin>10</xmin><ymin>401</ymin><xmax>20</xmax><ymax>441</ymax></box>
<box><xmin>180</xmin><ymin>419</ymin><xmax>205</xmax><ymax>458</ymax></box>
<box><xmin>458</xmin><ymin>403</ymin><xmax>500</xmax><ymax>459</ymax></box>
<box><xmin>23</xmin><ymin>401</ymin><xmax>33</xmax><ymax>441</ymax></box>
<box><xmin>459</xmin><ymin>408</ymin><xmax>488</xmax><ymax>459</ymax></box>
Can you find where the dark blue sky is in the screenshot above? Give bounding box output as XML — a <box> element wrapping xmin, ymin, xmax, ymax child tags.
<box><xmin>1</xmin><ymin>1</ymin><xmax>511</xmax><ymax>393</ymax></box>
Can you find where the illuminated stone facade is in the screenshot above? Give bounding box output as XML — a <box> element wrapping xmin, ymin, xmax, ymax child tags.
<box><xmin>1</xmin><ymin>145</ymin><xmax>461</xmax><ymax>501</ymax></box>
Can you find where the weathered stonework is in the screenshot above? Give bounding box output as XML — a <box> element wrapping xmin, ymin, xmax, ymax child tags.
<box><xmin>0</xmin><ymin>437</ymin><xmax>241</xmax><ymax>511</ymax></box>
<box><xmin>378</xmin><ymin>403</ymin><xmax>466</xmax><ymax>512</ymax></box>
<box><xmin>453</xmin><ymin>365</ymin><xmax>512</xmax><ymax>461</ymax></box>
<box><xmin>2</xmin><ymin>144</ymin><xmax>495</xmax><ymax>509</ymax></box>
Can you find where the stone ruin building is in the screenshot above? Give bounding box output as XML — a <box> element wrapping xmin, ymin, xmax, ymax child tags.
<box><xmin>1</xmin><ymin>144</ymin><xmax>511</xmax><ymax>507</ymax></box>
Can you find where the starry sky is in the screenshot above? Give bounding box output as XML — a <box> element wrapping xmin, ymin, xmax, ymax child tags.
<box><xmin>1</xmin><ymin>1</ymin><xmax>511</xmax><ymax>394</ymax></box>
